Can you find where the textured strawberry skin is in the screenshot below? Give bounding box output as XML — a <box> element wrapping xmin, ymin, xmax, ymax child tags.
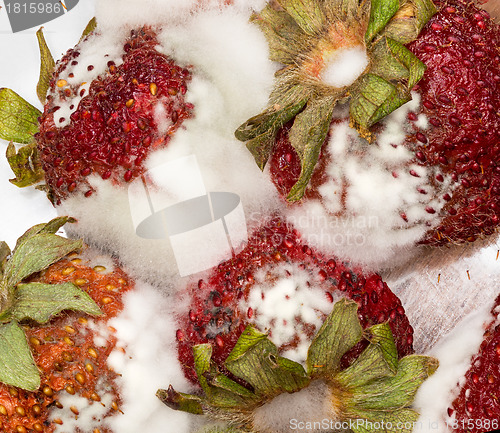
<box><xmin>269</xmin><ymin>0</ymin><xmax>500</xmax><ymax>246</ymax></box>
<box><xmin>407</xmin><ymin>0</ymin><xmax>500</xmax><ymax>245</ymax></box>
<box><xmin>449</xmin><ymin>294</ymin><xmax>500</xmax><ymax>432</ymax></box>
<box><xmin>176</xmin><ymin>216</ymin><xmax>414</xmax><ymax>384</ymax></box>
<box><xmin>0</xmin><ymin>253</ymin><xmax>133</xmax><ymax>433</ymax></box>
<box><xmin>36</xmin><ymin>28</ymin><xmax>193</xmax><ymax>205</ymax></box>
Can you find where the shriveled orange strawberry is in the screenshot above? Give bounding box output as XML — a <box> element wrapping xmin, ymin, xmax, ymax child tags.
<box><xmin>0</xmin><ymin>217</ymin><xmax>133</xmax><ymax>432</ymax></box>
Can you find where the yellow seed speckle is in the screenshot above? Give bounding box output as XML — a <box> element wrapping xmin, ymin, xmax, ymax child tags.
<box><xmin>15</xmin><ymin>407</ymin><xmax>26</xmax><ymax>417</ymax></box>
<box><xmin>94</xmin><ymin>265</ymin><xmax>107</xmax><ymax>272</ymax></box>
<box><xmin>70</xmin><ymin>406</ymin><xmax>79</xmax><ymax>415</ymax></box>
<box><xmin>105</xmin><ymin>284</ymin><xmax>116</xmax><ymax>291</ymax></box>
<box><xmin>78</xmin><ymin>317</ymin><xmax>89</xmax><ymax>325</ymax></box>
<box><xmin>71</xmin><ymin>258</ymin><xmax>82</xmax><ymax>264</ymax></box>
<box><xmin>53</xmin><ymin>418</ymin><xmax>63</xmax><ymax>425</ymax></box>
<box><xmin>62</xmin><ymin>266</ymin><xmax>76</xmax><ymax>276</ymax></box>
<box><xmin>85</xmin><ymin>362</ymin><xmax>94</xmax><ymax>374</ymax></box>
<box><xmin>149</xmin><ymin>83</ymin><xmax>158</xmax><ymax>96</ymax></box>
<box><xmin>42</xmin><ymin>386</ymin><xmax>54</xmax><ymax>397</ymax></box>
<box><xmin>33</xmin><ymin>423</ymin><xmax>44</xmax><ymax>432</ymax></box>
<box><xmin>74</xmin><ymin>278</ymin><xmax>88</xmax><ymax>286</ymax></box>
<box><xmin>75</xmin><ymin>373</ymin><xmax>86</xmax><ymax>385</ymax></box>
<box><xmin>0</xmin><ymin>404</ymin><xmax>8</xmax><ymax>415</ymax></box>
<box><xmin>125</xmin><ymin>99</ymin><xmax>135</xmax><ymax>108</ymax></box>
<box><xmin>65</xmin><ymin>385</ymin><xmax>75</xmax><ymax>395</ymax></box>
<box><xmin>32</xmin><ymin>405</ymin><xmax>42</xmax><ymax>416</ymax></box>
<box><xmin>118</xmin><ymin>278</ymin><xmax>126</xmax><ymax>285</ymax></box>
<box><xmin>56</xmin><ymin>79</ymin><xmax>67</xmax><ymax>88</ymax></box>
<box><xmin>64</xmin><ymin>337</ymin><xmax>75</xmax><ymax>346</ymax></box>
<box><xmin>29</xmin><ymin>337</ymin><xmax>41</xmax><ymax>346</ymax></box>
<box><xmin>64</xmin><ymin>325</ymin><xmax>76</xmax><ymax>334</ymax></box>
<box><xmin>88</xmin><ymin>348</ymin><xmax>98</xmax><ymax>358</ymax></box>
<box><xmin>102</xmin><ymin>297</ymin><xmax>113</xmax><ymax>304</ymax></box>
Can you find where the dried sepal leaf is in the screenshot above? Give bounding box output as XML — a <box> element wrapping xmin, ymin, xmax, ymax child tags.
<box><xmin>36</xmin><ymin>27</ymin><xmax>55</xmax><ymax>105</ymax></box>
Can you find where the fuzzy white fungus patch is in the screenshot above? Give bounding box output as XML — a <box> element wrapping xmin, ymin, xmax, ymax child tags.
<box><xmin>52</xmin><ymin>391</ymin><xmax>114</xmax><ymax>433</ymax></box>
<box><xmin>105</xmin><ymin>280</ymin><xmax>194</xmax><ymax>433</ymax></box>
<box><xmin>414</xmin><ymin>301</ymin><xmax>496</xmax><ymax>433</ymax></box>
<box><xmin>52</xmin><ymin>30</ymin><xmax>126</xmax><ymax>127</ymax></box>
<box><xmin>286</xmin><ymin>93</ymin><xmax>453</xmax><ymax>270</ymax></box>
<box><xmin>240</xmin><ymin>263</ymin><xmax>340</xmax><ymax>363</ymax></box>
<box><xmin>252</xmin><ymin>380</ymin><xmax>339</xmax><ymax>433</ymax></box>
<box><xmin>321</xmin><ymin>46</ymin><xmax>369</xmax><ymax>88</ymax></box>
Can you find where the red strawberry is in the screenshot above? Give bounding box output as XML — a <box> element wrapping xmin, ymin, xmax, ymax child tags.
<box><xmin>161</xmin><ymin>264</ymin><xmax>436</xmax><ymax>433</ymax></box>
<box><xmin>0</xmin><ymin>217</ymin><xmax>133</xmax><ymax>432</ymax></box>
<box><xmin>175</xmin><ymin>216</ymin><xmax>414</xmax><ymax>385</ymax></box>
<box><xmin>36</xmin><ymin>26</ymin><xmax>193</xmax><ymax>204</ymax></box>
<box><xmin>447</xmin><ymin>293</ymin><xmax>500</xmax><ymax>432</ymax></box>
<box><xmin>236</xmin><ymin>0</ymin><xmax>500</xmax><ymax>261</ymax></box>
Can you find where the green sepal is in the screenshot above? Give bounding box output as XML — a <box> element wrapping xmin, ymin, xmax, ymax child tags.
<box><xmin>1</xmin><ymin>282</ymin><xmax>102</xmax><ymax>324</ymax></box>
<box><xmin>370</xmin><ymin>39</ymin><xmax>410</xmax><ymax>83</ymax></box>
<box><xmin>335</xmin><ymin>323</ymin><xmax>398</xmax><ymax>389</ymax></box>
<box><xmin>0</xmin><ymin>88</ymin><xmax>41</xmax><ymax>144</ymax></box>
<box><xmin>0</xmin><ymin>243</ymin><xmax>11</xmax><ymax>278</ymax></box>
<box><xmin>346</xmin><ymin>355</ymin><xmax>438</xmax><ymax>411</ymax></box>
<box><xmin>80</xmin><ymin>17</ymin><xmax>97</xmax><ymax>41</ymax></box>
<box><xmin>6</xmin><ymin>141</ymin><xmax>45</xmax><ymax>188</ymax></box>
<box><xmin>204</xmin><ymin>368</ymin><xmax>258</xmax><ymax>401</ymax></box>
<box><xmin>384</xmin><ymin>0</ymin><xmax>437</xmax><ymax>44</ymax></box>
<box><xmin>36</xmin><ymin>28</ymin><xmax>55</xmax><ymax>105</ymax></box>
<box><xmin>235</xmin><ymin>84</ymin><xmax>309</xmax><ymax>142</ymax></box>
<box><xmin>156</xmin><ymin>386</ymin><xmax>205</xmax><ymax>415</ymax></box>
<box><xmin>14</xmin><ymin>216</ymin><xmax>76</xmax><ymax>251</ymax></box>
<box><xmin>349</xmin><ymin>74</ymin><xmax>410</xmax><ymax>139</ymax></box>
<box><xmin>365</xmin><ymin>0</ymin><xmax>400</xmax><ymax>43</ymax></box>
<box><xmin>386</xmin><ymin>38</ymin><xmax>426</xmax><ymax>90</ymax></box>
<box><xmin>225</xmin><ymin>325</ymin><xmax>310</xmax><ymax>396</ymax></box>
<box><xmin>0</xmin><ymin>321</ymin><xmax>40</xmax><ymax>391</ymax></box>
<box><xmin>3</xmin><ymin>232</ymin><xmax>83</xmax><ymax>289</ymax></box>
<box><xmin>286</xmin><ymin>95</ymin><xmax>337</xmax><ymax>201</ymax></box>
<box><xmin>193</xmin><ymin>343</ymin><xmax>213</xmax><ymax>394</ymax></box>
<box><xmin>349</xmin><ymin>408</ymin><xmax>421</xmax><ymax>433</ymax></box>
<box><xmin>276</xmin><ymin>0</ymin><xmax>326</xmax><ymax>36</ymax></box>
<box><xmin>251</xmin><ymin>5</ymin><xmax>309</xmax><ymax>64</ymax></box>
<box><xmin>193</xmin><ymin>345</ymin><xmax>253</xmax><ymax>410</ymax></box>
<box><xmin>306</xmin><ymin>298</ymin><xmax>363</xmax><ymax>377</ymax></box>
<box><xmin>235</xmin><ymin>85</ymin><xmax>309</xmax><ymax>170</ymax></box>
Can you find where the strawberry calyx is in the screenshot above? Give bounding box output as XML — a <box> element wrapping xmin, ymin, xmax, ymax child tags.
<box><xmin>0</xmin><ymin>27</ymin><xmax>58</xmax><ymax>189</ymax></box>
<box><xmin>235</xmin><ymin>0</ymin><xmax>436</xmax><ymax>201</ymax></box>
<box><xmin>158</xmin><ymin>299</ymin><xmax>438</xmax><ymax>433</ymax></box>
<box><xmin>0</xmin><ymin>217</ymin><xmax>102</xmax><ymax>391</ymax></box>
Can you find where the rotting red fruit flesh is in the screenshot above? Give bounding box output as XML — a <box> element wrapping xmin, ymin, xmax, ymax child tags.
<box><xmin>176</xmin><ymin>216</ymin><xmax>414</xmax><ymax>384</ymax></box>
<box><xmin>448</xmin><ymin>293</ymin><xmax>500</xmax><ymax>432</ymax></box>
<box><xmin>36</xmin><ymin>27</ymin><xmax>193</xmax><ymax>205</ymax></box>
<box><xmin>0</xmin><ymin>252</ymin><xmax>133</xmax><ymax>433</ymax></box>
<box><xmin>269</xmin><ymin>0</ymin><xmax>500</xmax><ymax>246</ymax></box>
